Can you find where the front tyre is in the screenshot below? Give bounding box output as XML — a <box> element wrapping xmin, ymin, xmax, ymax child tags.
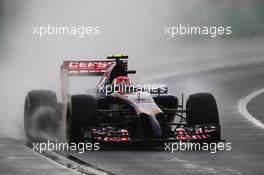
<box><xmin>66</xmin><ymin>95</ymin><xmax>97</xmax><ymax>144</ymax></box>
<box><xmin>186</xmin><ymin>93</ymin><xmax>220</xmax><ymax>140</ymax></box>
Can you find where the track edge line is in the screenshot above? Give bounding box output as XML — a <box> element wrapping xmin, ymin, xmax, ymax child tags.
<box><xmin>238</xmin><ymin>88</ymin><xmax>264</xmax><ymax>130</ymax></box>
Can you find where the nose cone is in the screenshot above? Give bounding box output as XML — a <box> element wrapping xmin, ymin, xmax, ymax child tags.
<box><xmin>139</xmin><ymin>113</ymin><xmax>162</xmax><ymax>138</ymax></box>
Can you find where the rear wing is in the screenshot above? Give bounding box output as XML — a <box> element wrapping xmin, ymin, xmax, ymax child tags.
<box><xmin>60</xmin><ymin>60</ymin><xmax>122</xmax><ymax>103</ymax></box>
<box><xmin>62</xmin><ymin>54</ymin><xmax>129</xmax><ymax>76</ymax></box>
<box><xmin>60</xmin><ymin>55</ymin><xmax>130</xmax><ymax>103</ymax></box>
<box><xmin>61</xmin><ymin>60</ymin><xmax>127</xmax><ymax>76</ymax></box>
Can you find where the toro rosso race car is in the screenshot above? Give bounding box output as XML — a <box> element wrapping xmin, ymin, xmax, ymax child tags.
<box><xmin>24</xmin><ymin>54</ymin><xmax>221</xmax><ymax>144</ymax></box>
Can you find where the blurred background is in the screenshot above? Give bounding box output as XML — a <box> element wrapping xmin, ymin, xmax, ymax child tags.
<box><xmin>0</xmin><ymin>0</ymin><xmax>264</xmax><ymax>138</ymax></box>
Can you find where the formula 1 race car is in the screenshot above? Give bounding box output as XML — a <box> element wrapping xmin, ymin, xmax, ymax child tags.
<box><xmin>24</xmin><ymin>54</ymin><xmax>221</xmax><ymax>144</ymax></box>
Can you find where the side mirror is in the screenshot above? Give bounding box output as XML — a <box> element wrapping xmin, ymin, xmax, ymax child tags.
<box><xmin>126</xmin><ymin>70</ymin><xmax>136</xmax><ymax>74</ymax></box>
<box><xmin>149</xmin><ymin>87</ymin><xmax>168</xmax><ymax>94</ymax></box>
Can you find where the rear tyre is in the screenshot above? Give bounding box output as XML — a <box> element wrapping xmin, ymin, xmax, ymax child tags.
<box><xmin>186</xmin><ymin>93</ymin><xmax>220</xmax><ymax>140</ymax></box>
<box><xmin>66</xmin><ymin>95</ymin><xmax>97</xmax><ymax>143</ymax></box>
<box><xmin>24</xmin><ymin>90</ymin><xmax>60</xmax><ymax>140</ymax></box>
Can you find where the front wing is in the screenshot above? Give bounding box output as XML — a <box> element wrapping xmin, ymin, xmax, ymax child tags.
<box><xmin>85</xmin><ymin>124</ymin><xmax>221</xmax><ymax>143</ymax></box>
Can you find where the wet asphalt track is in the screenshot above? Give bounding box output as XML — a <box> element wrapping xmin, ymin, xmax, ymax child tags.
<box><xmin>1</xmin><ymin>37</ymin><xmax>264</xmax><ymax>175</ymax></box>
<box><xmin>248</xmin><ymin>92</ymin><xmax>264</xmax><ymax>124</ymax></box>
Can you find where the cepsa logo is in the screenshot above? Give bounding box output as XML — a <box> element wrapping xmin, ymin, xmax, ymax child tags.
<box><xmin>67</xmin><ymin>61</ymin><xmax>114</xmax><ymax>74</ymax></box>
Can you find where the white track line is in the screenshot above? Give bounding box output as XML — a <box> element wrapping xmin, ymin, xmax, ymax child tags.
<box><xmin>238</xmin><ymin>89</ymin><xmax>264</xmax><ymax>130</ymax></box>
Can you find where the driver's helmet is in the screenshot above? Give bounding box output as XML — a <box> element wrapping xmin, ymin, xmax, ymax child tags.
<box><xmin>112</xmin><ymin>76</ymin><xmax>131</xmax><ymax>94</ymax></box>
<box><xmin>112</xmin><ymin>76</ymin><xmax>131</xmax><ymax>86</ymax></box>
